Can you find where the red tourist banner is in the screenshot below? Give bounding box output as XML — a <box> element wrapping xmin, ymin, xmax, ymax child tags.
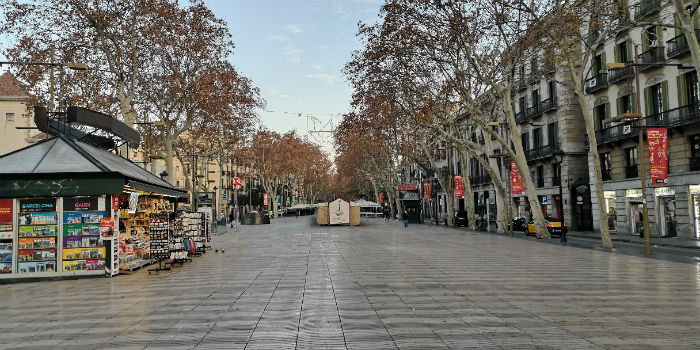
<box><xmin>422</xmin><ymin>182</ymin><xmax>431</xmax><ymax>201</ymax></box>
<box><xmin>511</xmin><ymin>161</ymin><xmax>524</xmax><ymax>195</ymax></box>
<box><xmin>263</xmin><ymin>193</ymin><xmax>269</xmax><ymax>206</ymax></box>
<box><xmin>647</xmin><ymin>127</ymin><xmax>669</xmax><ymax>185</ymax></box>
<box><xmin>379</xmin><ymin>192</ymin><xmax>385</xmax><ymax>204</ymax></box>
<box><xmin>0</xmin><ymin>199</ymin><xmax>12</xmax><ymax>223</ymax></box>
<box><xmin>454</xmin><ymin>175</ymin><xmax>464</xmax><ymax>199</ymax></box>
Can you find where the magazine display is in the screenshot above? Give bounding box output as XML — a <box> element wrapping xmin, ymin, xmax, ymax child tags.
<box><xmin>0</xmin><ymin>199</ymin><xmax>12</xmax><ymax>273</ymax></box>
<box><xmin>17</xmin><ymin>199</ymin><xmax>57</xmax><ymax>274</ymax></box>
<box><xmin>61</xmin><ymin>196</ymin><xmax>107</xmax><ymax>272</ymax></box>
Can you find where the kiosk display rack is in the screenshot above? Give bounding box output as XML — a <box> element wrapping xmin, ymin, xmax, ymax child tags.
<box><xmin>0</xmin><ymin>199</ymin><xmax>13</xmax><ymax>274</ymax></box>
<box><xmin>61</xmin><ymin>196</ymin><xmax>107</xmax><ymax>272</ymax></box>
<box><xmin>148</xmin><ymin>213</ymin><xmax>169</xmax><ymax>259</ymax></box>
<box><xmin>17</xmin><ymin>198</ymin><xmax>58</xmax><ymax>274</ymax></box>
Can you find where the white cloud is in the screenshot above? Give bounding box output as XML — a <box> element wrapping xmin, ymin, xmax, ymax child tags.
<box><xmin>305</xmin><ymin>73</ymin><xmax>340</xmax><ymax>83</ymax></box>
<box><xmin>280</xmin><ymin>94</ymin><xmax>290</xmax><ymax>99</ymax></box>
<box><xmin>286</xmin><ymin>24</ymin><xmax>303</xmax><ymax>34</ymax></box>
<box><xmin>269</xmin><ymin>34</ymin><xmax>290</xmax><ymax>43</ymax></box>
<box><xmin>282</xmin><ymin>46</ymin><xmax>303</xmax><ymax>63</ymax></box>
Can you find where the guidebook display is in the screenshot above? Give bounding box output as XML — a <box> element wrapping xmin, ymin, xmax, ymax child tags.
<box><xmin>149</xmin><ymin>213</ymin><xmax>169</xmax><ymax>259</ymax></box>
<box><xmin>62</xmin><ymin>196</ymin><xmax>107</xmax><ymax>272</ymax></box>
<box><xmin>17</xmin><ymin>198</ymin><xmax>58</xmax><ymax>274</ymax></box>
<box><xmin>0</xmin><ymin>199</ymin><xmax>13</xmax><ymax>274</ymax></box>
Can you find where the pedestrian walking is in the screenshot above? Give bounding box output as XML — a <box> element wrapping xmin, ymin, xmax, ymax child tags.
<box><xmin>229</xmin><ymin>210</ymin><xmax>234</xmax><ymax>228</ymax></box>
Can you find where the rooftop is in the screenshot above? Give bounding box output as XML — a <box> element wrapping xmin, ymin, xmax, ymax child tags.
<box><xmin>0</xmin><ymin>71</ymin><xmax>27</xmax><ymax>97</ymax></box>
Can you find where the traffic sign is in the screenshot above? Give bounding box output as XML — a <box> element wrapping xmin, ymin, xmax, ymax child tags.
<box><xmin>232</xmin><ymin>177</ymin><xmax>242</xmax><ymax>189</ymax></box>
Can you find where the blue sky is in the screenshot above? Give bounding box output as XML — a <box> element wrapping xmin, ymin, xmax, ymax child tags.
<box><xmin>207</xmin><ymin>0</ymin><xmax>382</xmax><ymax>154</ymax></box>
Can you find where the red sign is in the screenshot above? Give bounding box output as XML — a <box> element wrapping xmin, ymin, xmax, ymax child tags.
<box><xmin>263</xmin><ymin>193</ymin><xmax>269</xmax><ymax>206</ymax></box>
<box><xmin>111</xmin><ymin>196</ymin><xmax>119</xmax><ymax>210</ymax></box>
<box><xmin>396</xmin><ymin>184</ymin><xmax>418</xmax><ymax>191</ymax></box>
<box><xmin>647</xmin><ymin>127</ymin><xmax>668</xmax><ymax>185</ymax></box>
<box><xmin>232</xmin><ymin>177</ymin><xmax>242</xmax><ymax>189</ymax></box>
<box><xmin>511</xmin><ymin>161</ymin><xmax>524</xmax><ymax>195</ymax></box>
<box><xmin>0</xmin><ymin>199</ymin><xmax>12</xmax><ymax>223</ymax></box>
<box><xmin>379</xmin><ymin>192</ymin><xmax>385</xmax><ymax>204</ymax></box>
<box><xmin>422</xmin><ymin>182</ymin><xmax>431</xmax><ymax>201</ymax></box>
<box><xmin>454</xmin><ymin>175</ymin><xmax>464</xmax><ymax>199</ymax></box>
<box><xmin>100</xmin><ymin>217</ymin><xmax>114</xmax><ymax>238</ymax></box>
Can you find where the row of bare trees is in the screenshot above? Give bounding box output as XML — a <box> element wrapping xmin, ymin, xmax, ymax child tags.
<box><xmin>1</xmin><ymin>0</ymin><xmax>264</xmax><ymax>192</ymax></box>
<box><xmin>338</xmin><ymin>0</ymin><xmax>700</xmax><ymax>244</ymax></box>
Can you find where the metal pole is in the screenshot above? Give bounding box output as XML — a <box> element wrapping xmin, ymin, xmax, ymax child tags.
<box><xmin>634</xmin><ymin>46</ymin><xmax>652</xmax><ymax>255</ymax></box>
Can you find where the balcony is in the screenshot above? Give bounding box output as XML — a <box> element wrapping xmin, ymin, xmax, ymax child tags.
<box><xmin>470</xmin><ymin>174</ymin><xmax>492</xmax><ymax>185</ymax></box>
<box><xmin>595</xmin><ymin>120</ymin><xmax>639</xmax><ymax>145</ymax></box>
<box><xmin>639</xmin><ymin>46</ymin><xmax>665</xmax><ymax>72</ymax></box>
<box><xmin>667</xmin><ymin>30</ymin><xmax>700</xmax><ymax>59</ymax></box>
<box><xmin>608</xmin><ymin>65</ymin><xmax>634</xmax><ymax>84</ymax></box>
<box><xmin>645</xmin><ymin>103</ymin><xmax>700</xmax><ymax>128</ymax></box>
<box><xmin>516</xmin><ymin>79</ymin><xmax>527</xmax><ymax>91</ymax></box>
<box><xmin>515</xmin><ymin>110</ymin><xmax>530</xmax><ymax>123</ymax></box>
<box><xmin>540</xmin><ymin>97</ymin><xmax>557</xmax><ymax>113</ymax></box>
<box><xmin>635</xmin><ymin>0</ymin><xmax>660</xmax><ymax>20</ymax></box>
<box><xmin>525</xmin><ymin>143</ymin><xmax>560</xmax><ymax>161</ymax></box>
<box><xmin>527</xmin><ymin>72</ymin><xmax>539</xmax><ymax>85</ymax></box>
<box><xmin>625</xmin><ymin>165</ymin><xmax>638</xmax><ymax>178</ymax></box>
<box><xmin>526</xmin><ymin>103</ymin><xmax>542</xmax><ymax>119</ymax></box>
<box><xmin>585</xmin><ymin>73</ymin><xmax>608</xmax><ymax>94</ymax></box>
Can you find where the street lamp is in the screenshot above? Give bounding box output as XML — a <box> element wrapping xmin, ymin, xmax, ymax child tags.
<box><xmin>553</xmin><ymin>151</ymin><xmax>566</xmax><ymax>242</ymax></box>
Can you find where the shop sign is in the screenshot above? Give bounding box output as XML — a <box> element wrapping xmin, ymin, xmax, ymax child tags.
<box><xmin>112</xmin><ymin>196</ymin><xmax>120</xmax><ymax>210</ymax></box>
<box><xmin>626</xmin><ymin>189</ymin><xmax>642</xmax><ymax>198</ymax></box>
<box><xmin>100</xmin><ymin>217</ymin><xmax>114</xmax><ymax>239</ymax></box>
<box><xmin>263</xmin><ymin>193</ymin><xmax>269</xmax><ymax>206</ymax></box>
<box><xmin>604</xmin><ymin>191</ymin><xmax>616</xmax><ymax>199</ymax></box>
<box><xmin>402</xmin><ymin>192</ymin><xmax>420</xmax><ymax>200</ymax></box>
<box><xmin>654</xmin><ymin>187</ymin><xmax>675</xmax><ymax>197</ymax></box>
<box><xmin>19</xmin><ymin>198</ymin><xmax>55</xmax><ymax>212</ymax></box>
<box><xmin>64</xmin><ymin>197</ymin><xmax>99</xmax><ymax>211</ymax></box>
<box><xmin>510</xmin><ymin>162</ymin><xmax>524</xmax><ymax>195</ymax></box>
<box><xmin>454</xmin><ymin>175</ymin><xmax>464</xmax><ymax>199</ymax></box>
<box><xmin>422</xmin><ymin>182</ymin><xmax>431</xmax><ymax>202</ymax></box>
<box><xmin>646</xmin><ymin>127</ymin><xmax>669</xmax><ymax>185</ymax></box>
<box><xmin>396</xmin><ymin>184</ymin><xmax>418</xmax><ymax>191</ymax></box>
<box><xmin>690</xmin><ymin>185</ymin><xmax>700</xmax><ymax>195</ymax></box>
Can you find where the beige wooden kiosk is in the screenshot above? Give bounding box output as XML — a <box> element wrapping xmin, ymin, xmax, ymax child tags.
<box><xmin>316</xmin><ymin>203</ymin><xmax>329</xmax><ymax>225</ymax></box>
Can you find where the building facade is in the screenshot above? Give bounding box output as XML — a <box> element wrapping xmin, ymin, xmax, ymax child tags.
<box><xmin>586</xmin><ymin>0</ymin><xmax>700</xmax><ymax>239</ymax></box>
<box><xmin>0</xmin><ymin>72</ymin><xmax>45</xmax><ymax>155</ymax></box>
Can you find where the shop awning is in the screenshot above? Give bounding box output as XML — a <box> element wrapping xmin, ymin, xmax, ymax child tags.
<box><xmin>0</xmin><ymin>135</ymin><xmax>188</xmax><ymax>198</ymax></box>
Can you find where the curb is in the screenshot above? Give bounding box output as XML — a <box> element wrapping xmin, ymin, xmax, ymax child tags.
<box><xmin>568</xmin><ymin>233</ymin><xmax>700</xmax><ymax>250</ymax></box>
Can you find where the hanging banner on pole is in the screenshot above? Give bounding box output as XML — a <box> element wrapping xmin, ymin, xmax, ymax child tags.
<box><xmin>263</xmin><ymin>193</ymin><xmax>269</xmax><ymax>206</ymax></box>
<box><xmin>511</xmin><ymin>161</ymin><xmax>524</xmax><ymax>195</ymax></box>
<box><xmin>454</xmin><ymin>175</ymin><xmax>464</xmax><ymax>199</ymax></box>
<box><xmin>646</xmin><ymin>127</ymin><xmax>668</xmax><ymax>185</ymax></box>
<box><xmin>422</xmin><ymin>182</ymin><xmax>432</xmax><ymax>201</ymax></box>
<box><xmin>379</xmin><ymin>192</ymin><xmax>385</xmax><ymax>204</ymax></box>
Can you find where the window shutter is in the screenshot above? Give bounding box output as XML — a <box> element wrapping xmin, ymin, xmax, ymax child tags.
<box><xmin>644</xmin><ymin>87</ymin><xmax>652</xmax><ymax>116</ymax></box>
<box><xmin>616</xmin><ymin>97</ymin><xmax>623</xmax><ymax>116</ymax></box>
<box><xmin>604</xmin><ymin>102</ymin><xmax>610</xmax><ymax>122</ymax></box>
<box><xmin>642</xmin><ymin>31</ymin><xmax>650</xmax><ymax>52</ymax></box>
<box><xmin>600</xmin><ymin>52</ymin><xmax>607</xmax><ymax>74</ymax></box>
<box><xmin>661</xmin><ymin>81</ymin><xmax>669</xmax><ymax>111</ymax></box>
<box><xmin>631</xmin><ymin>92</ymin><xmax>638</xmax><ymax>113</ymax></box>
<box><xmin>626</xmin><ymin>40</ymin><xmax>633</xmax><ymax>63</ymax></box>
<box><xmin>614</xmin><ymin>44</ymin><xmax>621</xmax><ymax>64</ymax></box>
<box><xmin>677</xmin><ymin>74</ymin><xmax>688</xmax><ymax>107</ymax></box>
<box><xmin>656</xmin><ymin>26</ymin><xmax>664</xmax><ymax>46</ymax></box>
<box><xmin>674</xmin><ymin>15</ymin><xmax>682</xmax><ymax>36</ymax></box>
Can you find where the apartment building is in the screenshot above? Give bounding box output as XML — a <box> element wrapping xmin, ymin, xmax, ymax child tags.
<box><xmin>504</xmin><ymin>55</ymin><xmax>592</xmax><ymax>230</ymax></box>
<box><xmin>0</xmin><ymin>72</ymin><xmax>48</xmax><ymax>155</ymax></box>
<box><xmin>586</xmin><ymin>0</ymin><xmax>700</xmax><ymax>239</ymax></box>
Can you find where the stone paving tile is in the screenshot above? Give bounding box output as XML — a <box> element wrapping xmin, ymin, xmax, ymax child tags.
<box><xmin>1</xmin><ymin>218</ymin><xmax>700</xmax><ymax>350</ymax></box>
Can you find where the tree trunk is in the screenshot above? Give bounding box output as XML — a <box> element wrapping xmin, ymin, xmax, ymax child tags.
<box><xmin>164</xmin><ymin>130</ymin><xmax>175</xmax><ymax>185</ymax></box>
<box><xmin>504</xmin><ymin>92</ymin><xmax>550</xmax><ymax>238</ymax></box>
<box><xmin>673</xmin><ymin>0</ymin><xmax>700</xmax><ymax>85</ymax></box>
<box><xmin>460</xmin><ymin>150</ymin><xmax>477</xmax><ymax>230</ymax></box>
<box><xmin>568</xmin><ymin>62</ymin><xmax>613</xmax><ymax>248</ymax></box>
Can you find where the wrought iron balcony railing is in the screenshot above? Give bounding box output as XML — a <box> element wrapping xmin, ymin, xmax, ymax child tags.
<box><xmin>585</xmin><ymin>73</ymin><xmax>608</xmax><ymax>94</ymax></box>
<box><xmin>635</xmin><ymin>0</ymin><xmax>660</xmax><ymax>20</ymax></box>
<box><xmin>595</xmin><ymin>120</ymin><xmax>639</xmax><ymax>145</ymax></box>
<box><xmin>608</xmin><ymin>65</ymin><xmax>634</xmax><ymax>84</ymax></box>
<box><xmin>667</xmin><ymin>30</ymin><xmax>700</xmax><ymax>58</ymax></box>
<box><xmin>540</xmin><ymin>98</ymin><xmax>557</xmax><ymax>113</ymax></box>
<box><xmin>525</xmin><ymin>143</ymin><xmax>560</xmax><ymax>161</ymax></box>
<box><xmin>639</xmin><ymin>46</ymin><xmax>665</xmax><ymax>72</ymax></box>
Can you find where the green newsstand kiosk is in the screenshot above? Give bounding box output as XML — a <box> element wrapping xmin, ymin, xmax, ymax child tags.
<box><xmin>0</xmin><ymin>134</ymin><xmax>187</xmax><ymax>280</ymax></box>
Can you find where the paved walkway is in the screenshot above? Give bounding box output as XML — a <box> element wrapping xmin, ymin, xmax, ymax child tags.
<box><xmin>2</xmin><ymin>217</ymin><xmax>699</xmax><ymax>350</ymax></box>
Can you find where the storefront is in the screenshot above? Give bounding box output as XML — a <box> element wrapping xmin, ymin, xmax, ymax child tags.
<box><xmin>603</xmin><ymin>191</ymin><xmax>617</xmax><ymax>232</ymax></box>
<box><xmin>626</xmin><ymin>189</ymin><xmax>644</xmax><ymax>236</ymax></box>
<box><xmin>0</xmin><ymin>135</ymin><xmax>188</xmax><ymax>280</ymax></box>
<box><xmin>691</xmin><ymin>185</ymin><xmax>700</xmax><ymax>239</ymax></box>
<box><xmin>655</xmin><ymin>187</ymin><xmax>677</xmax><ymax>237</ymax></box>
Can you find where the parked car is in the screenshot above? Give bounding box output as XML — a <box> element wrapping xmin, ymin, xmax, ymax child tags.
<box><xmin>455</xmin><ymin>211</ymin><xmax>469</xmax><ymax>227</ymax></box>
<box><xmin>526</xmin><ymin>217</ymin><xmax>567</xmax><ymax>236</ymax></box>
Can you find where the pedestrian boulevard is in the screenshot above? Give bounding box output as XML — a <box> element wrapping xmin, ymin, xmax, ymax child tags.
<box><xmin>2</xmin><ymin>218</ymin><xmax>699</xmax><ymax>350</ymax></box>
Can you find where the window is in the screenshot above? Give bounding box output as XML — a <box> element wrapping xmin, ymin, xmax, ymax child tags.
<box><xmin>548</xmin><ymin>81</ymin><xmax>556</xmax><ymax>100</ymax></box>
<box><xmin>521</xmin><ymin>132</ymin><xmax>529</xmax><ymax>151</ymax></box>
<box><xmin>552</xmin><ymin>163</ymin><xmax>561</xmax><ymax>186</ymax></box>
<box><xmin>679</xmin><ymin>72</ymin><xmax>699</xmax><ymax>107</ymax></box>
<box><xmin>645</xmin><ymin>82</ymin><xmax>665</xmax><ymax>117</ymax></box>
<box><xmin>532</xmin><ymin>89</ymin><xmax>540</xmax><ymax>106</ymax></box>
<box><xmin>601</xmin><ymin>152</ymin><xmax>612</xmax><ymax>180</ymax></box>
<box><xmin>548</xmin><ymin>122</ymin><xmax>559</xmax><ymax>146</ymax></box>
<box><xmin>595</xmin><ymin>104</ymin><xmax>607</xmax><ymax>131</ymax></box>
<box><xmin>176</xmin><ymin>166</ymin><xmax>180</xmax><ymax>173</ymax></box>
<box><xmin>617</xmin><ymin>94</ymin><xmax>634</xmax><ymax>115</ymax></box>
<box><xmin>530</xmin><ymin>58</ymin><xmax>538</xmax><ymax>75</ymax></box>
<box><xmin>625</xmin><ymin>147</ymin><xmax>638</xmax><ymax>178</ymax></box>
<box><xmin>617</xmin><ymin>41</ymin><xmax>628</xmax><ymax>63</ymax></box>
<box><xmin>5</xmin><ymin>113</ymin><xmax>14</xmax><ymax>122</ymax></box>
<box><xmin>593</xmin><ymin>53</ymin><xmax>604</xmax><ymax>74</ymax></box>
<box><xmin>176</xmin><ymin>180</ymin><xmax>180</xmax><ymax>187</ymax></box>
<box><xmin>533</xmin><ymin>128</ymin><xmax>543</xmax><ymax>149</ymax></box>
<box><xmin>519</xmin><ymin>96</ymin><xmax>526</xmax><ymax>113</ymax></box>
<box><xmin>537</xmin><ymin>166</ymin><xmax>544</xmax><ymax>188</ymax></box>
<box><xmin>690</xmin><ymin>134</ymin><xmax>700</xmax><ymax>171</ymax></box>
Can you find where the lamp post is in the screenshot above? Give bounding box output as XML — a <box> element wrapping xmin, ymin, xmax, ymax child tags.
<box><xmin>553</xmin><ymin>151</ymin><xmax>566</xmax><ymax>242</ymax></box>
